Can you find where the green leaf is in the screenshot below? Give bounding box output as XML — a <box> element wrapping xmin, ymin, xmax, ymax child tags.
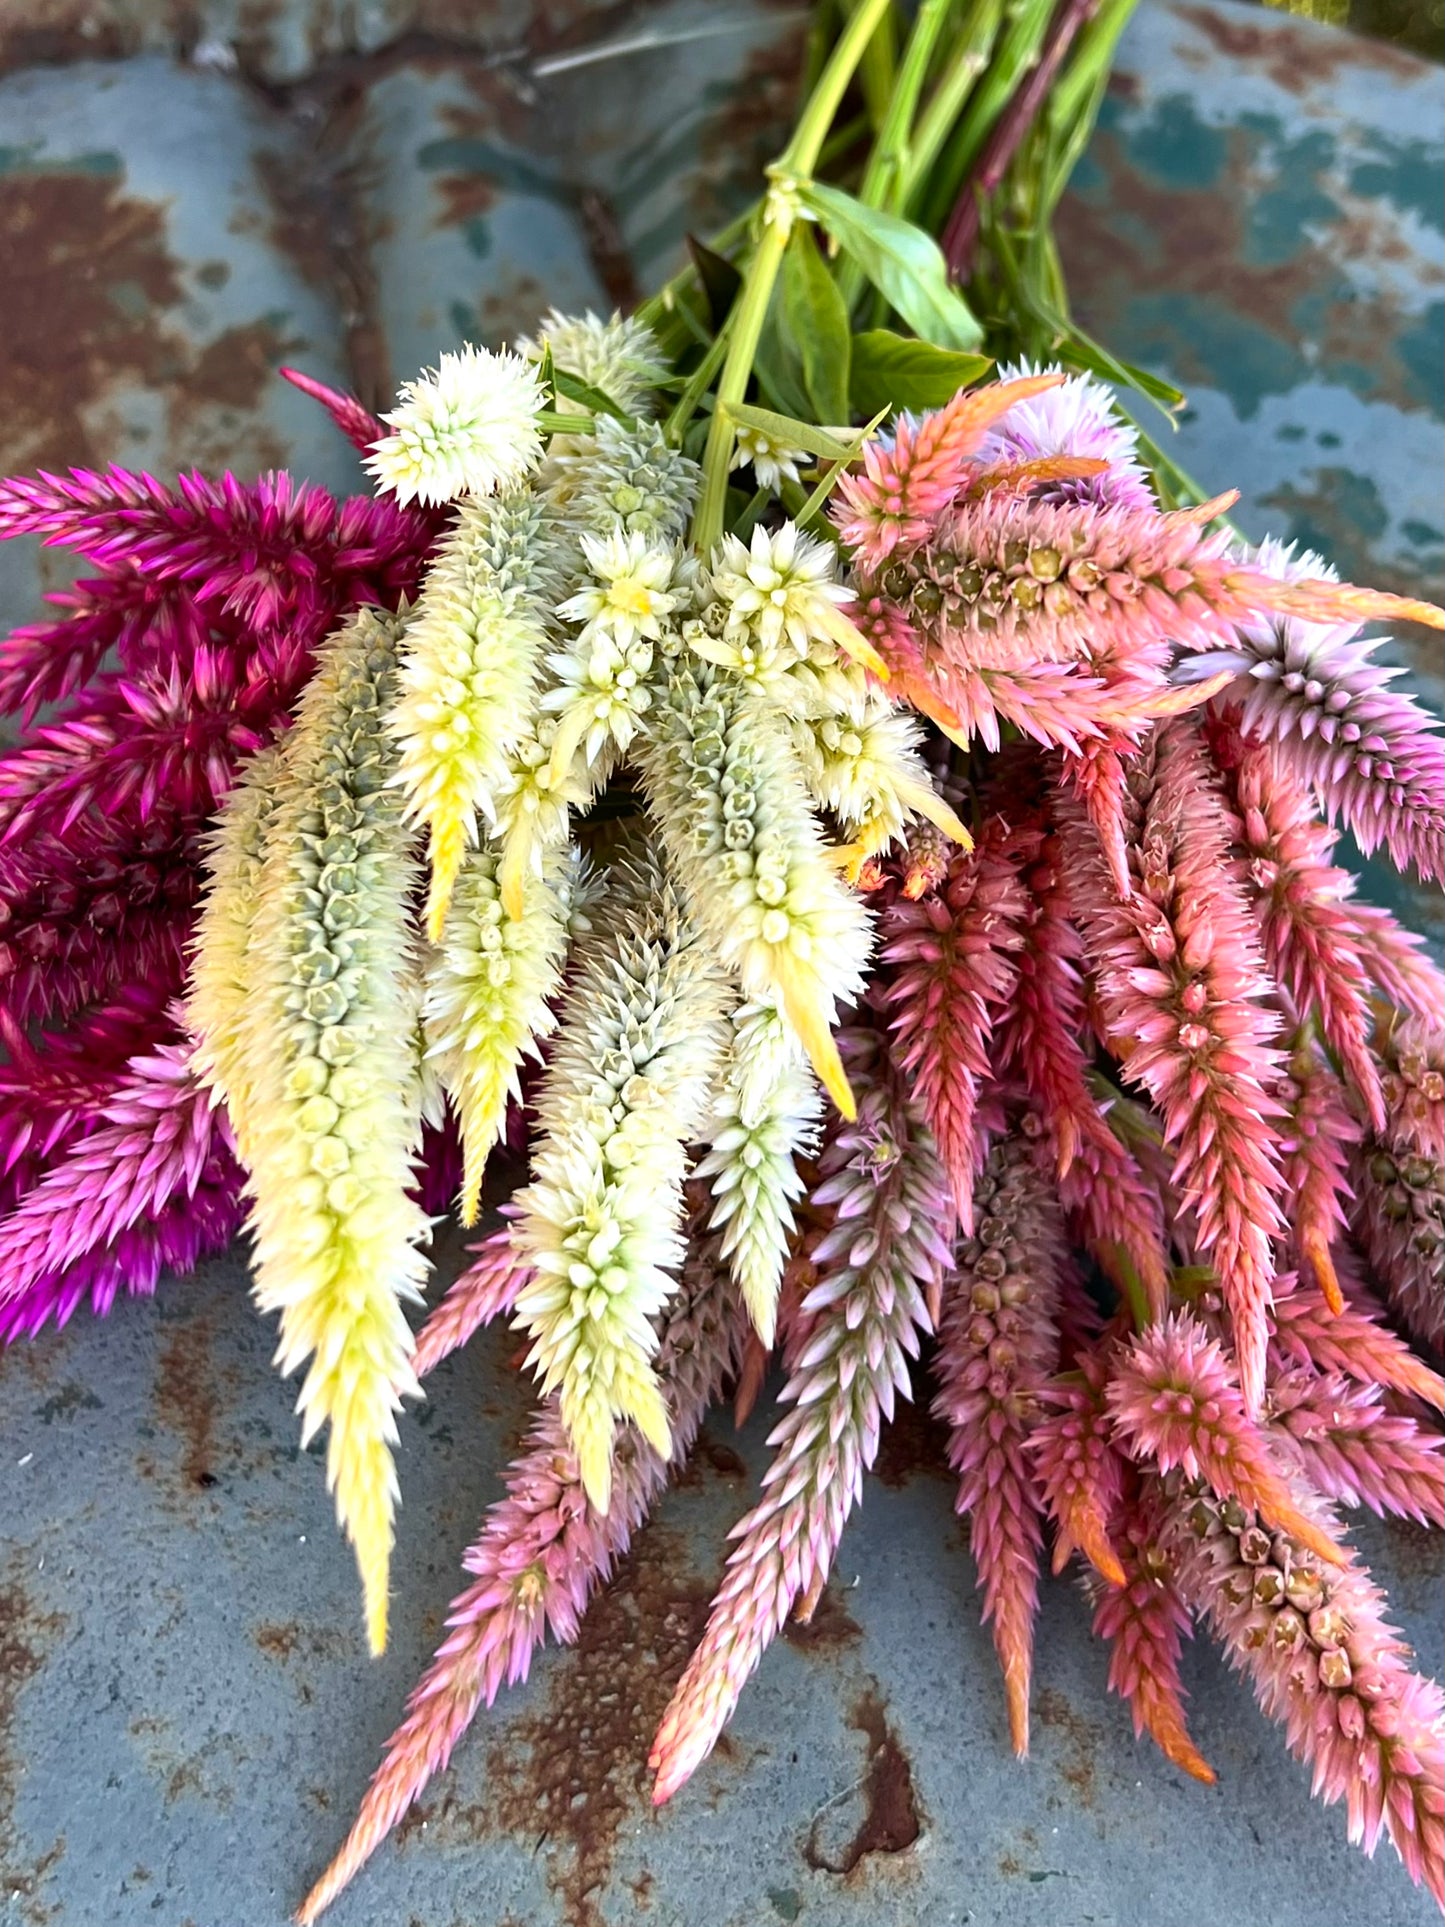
<box><xmin>720</xmin><ymin>401</ymin><xmax>858</xmax><ymax>464</ymax></box>
<box><xmin>536</xmin><ymin>410</ymin><xmax>596</xmax><ymax>437</ymax></box>
<box><xmin>794</xmin><ymin>406</ymin><xmax>890</xmax><ymax>530</ymax></box>
<box><xmin>755</xmin><ymin>281</ymin><xmax>814</xmax><ymax>422</ymax></box>
<box><xmin>781</xmin><ymin>228</ymin><xmax>852</xmax><ymax>426</ymax></box>
<box><xmin>798</xmin><ymin>179</ymin><xmax>983</xmax><ymax>351</ymax></box>
<box><xmin>551</xmin><ymin>368</ymin><xmax>632</xmax><ymax>422</ymax></box>
<box><xmin>686</xmin><ymin>234</ymin><xmax>743</xmax><ymax>331</ymax></box>
<box><xmin>849</xmin><ymin>329</ymin><xmax>992</xmax><ymax>417</ymax></box>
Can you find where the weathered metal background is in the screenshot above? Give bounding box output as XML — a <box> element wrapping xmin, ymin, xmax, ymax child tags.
<box><xmin>0</xmin><ymin>4</ymin><xmax>1441</xmax><ymax>1924</ymax></box>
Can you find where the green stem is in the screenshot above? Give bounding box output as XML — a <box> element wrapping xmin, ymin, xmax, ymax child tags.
<box><xmin>899</xmin><ymin>0</ymin><xmax>1004</xmax><ymax>217</ymax></box>
<box><xmin>690</xmin><ymin>0</ymin><xmax>895</xmax><ymax>551</ymax></box>
<box><xmin>920</xmin><ymin>0</ymin><xmax>1054</xmax><ymax>234</ymax></box>
<box><xmin>663</xmin><ymin>320</ymin><xmax>732</xmax><ymax>443</ymax></box>
<box><xmin>838</xmin><ymin>0</ymin><xmax>958</xmax><ymax>307</ymax></box>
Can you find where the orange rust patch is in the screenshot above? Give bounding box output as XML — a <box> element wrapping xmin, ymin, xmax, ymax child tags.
<box><xmin>783</xmin><ymin>1584</ymin><xmax>862</xmax><ymax>1653</ymax></box>
<box><xmin>0</xmin><ymin>1558</ymin><xmax>67</xmax><ymax>1927</ymax></box>
<box><xmin>1176</xmin><ymin>3</ymin><xmax>1421</xmax><ymax>92</ymax></box>
<box><xmin>1036</xmin><ymin>1685</ymin><xmax>1100</xmax><ymax>1808</ymax></box>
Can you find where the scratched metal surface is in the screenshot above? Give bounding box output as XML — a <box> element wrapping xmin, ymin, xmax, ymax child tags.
<box><xmin>0</xmin><ymin>3</ymin><xmax>1442</xmax><ymax>1925</ymax></box>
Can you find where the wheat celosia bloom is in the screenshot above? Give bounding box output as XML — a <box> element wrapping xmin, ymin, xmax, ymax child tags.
<box><xmin>1061</xmin><ymin>722</ymin><xmax>1286</xmax><ymax>1411</ymax></box>
<box><xmin>411</xmin><ymin>1217</ymin><xmax>531</xmax><ymax>1379</ymax></box>
<box><xmin>638</xmin><ymin>664</ymin><xmax>872</xmax><ymax>1118</ymax></box>
<box><xmin>697</xmin><ymin>999</ymin><xmax>821</xmax><ymax>1345</ymax></box>
<box><xmin>1108</xmin><ymin>1312</ymin><xmax>1347</xmax><ymax>1568</ymax></box>
<box><xmin>707</xmin><ymin>520</ymin><xmax>888</xmax><ymax>679</ymax></box>
<box><xmin>512</xmin><ymin>856</ymin><xmax>730</xmax><ymax>1508</ymax></box>
<box><xmin>1276</xmin><ymin>1042</ymin><xmax>1358</xmax><ymax>1315</ymax></box>
<box><xmin>1181</xmin><ymin>539</ymin><xmax>1445</xmax><ymax>881</ymax></box>
<box><xmin>298</xmin><ymin>1235</ymin><xmax>742</xmax><ymax>1926</ymax></box>
<box><xmin>423</xmin><ymin>844</ymin><xmax>574</xmax><ymax>1221</ymax></box>
<box><xmin>1164</xmin><ymin>1476</ymin><xmax>1445</xmax><ymax>1905</ymax></box>
<box><xmin>365</xmin><ymin>346</ymin><xmax>546</xmax><ymax>506</ymax></box>
<box><xmin>517</xmin><ymin>309</ymin><xmax>668</xmax><ymax>417</ymax></box>
<box><xmin>387</xmin><ymin>488</ymin><xmax>557</xmax><ymax>937</ymax></box>
<box><xmin>232</xmin><ymin>607</ymin><xmax>431</xmax><ymax>1655</ymax></box>
<box><xmin>1270</xmin><ymin>1262</ymin><xmax>1445</xmax><ymax>1414</ymax></box>
<box><xmin>650</xmin><ymin>1028</ymin><xmax>950</xmax><ymax>1800</ymax></box>
<box><xmin>933</xmin><ymin>1131</ymin><xmax>1064</xmax><ymax>1754</ymax></box>
<box><xmin>1267</xmin><ymin>1366</ymin><xmax>1445</xmax><ymax>1528</ymax></box>
<box><xmin>1351</xmin><ymin>1016</ymin><xmax>1444</xmax><ymax>1354</ymax></box>
<box><xmin>730</xmin><ymin>423</ymin><xmax>808</xmax><ymax>492</ymax></box>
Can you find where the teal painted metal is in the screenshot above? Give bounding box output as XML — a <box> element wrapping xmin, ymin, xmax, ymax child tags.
<box><xmin>0</xmin><ymin>6</ymin><xmax>1441</xmax><ymax>1924</ymax></box>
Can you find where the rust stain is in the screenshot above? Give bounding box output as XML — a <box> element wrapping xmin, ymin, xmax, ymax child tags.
<box><xmin>149</xmin><ymin>1310</ymin><xmax>235</xmax><ymax>1497</ymax></box>
<box><xmin>253</xmin><ymin>1621</ymin><xmax>357</xmax><ymax>1665</ymax></box>
<box><xmin>1036</xmin><ymin>1686</ymin><xmax>1099</xmax><ymax>1808</ymax></box>
<box><xmin>803</xmin><ymin>1684</ymin><xmax>920</xmax><ymax>1877</ymax></box>
<box><xmin>673</xmin><ymin>1424</ymin><xmax>747</xmax><ymax>1490</ymax></box>
<box><xmin>1175</xmin><ymin>4</ymin><xmax>1421</xmax><ymax>92</ymax></box>
<box><xmin>403</xmin><ymin>1519</ymin><xmax>720</xmax><ymax>1927</ymax></box>
<box><xmin>0</xmin><ymin>168</ymin><xmax>184</xmax><ymax>474</ymax></box>
<box><xmin>0</xmin><ymin>1558</ymin><xmax>67</xmax><ymax>1927</ymax></box>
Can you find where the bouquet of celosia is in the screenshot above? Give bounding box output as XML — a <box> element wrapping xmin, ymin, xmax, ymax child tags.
<box><xmin>2</xmin><ymin>0</ymin><xmax>1442</xmax><ymax>1916</ymax></box>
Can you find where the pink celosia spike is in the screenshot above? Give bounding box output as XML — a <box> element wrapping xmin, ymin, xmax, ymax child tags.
<box><xmin>833</xmin><ymin>372</ymin><xmax>1067</xmax><ymax>562</ymax></box>
<box><xmin>1177</xmin><ymin>541</ymin><xmax>1445</xmax><ymax>881</ymax></box>
<box><xmin>279</xmin><ymin>367</ymin><xmax>386</xmax><ymax>456</ymax></box>
<box><xmin>932</xmin><ymin>1132</ymin><xmax>1064</xmax><ymax>1755</ymax></box>
<box><xmin>1060</xmin><ymin>722</ymin><xmax>1287</xmax><ymax>1409</ymax></box>
<box><xmin>1270</xmin><ymin>1263</ymin><xmax>1445</xmax><ymax>1415</ymax></box>
<box><xmin>1350</xmin><ymin>1015</ymin><xmax>1444</xmax><ymax>1356</ymax></box>
<box><xmin>1107</xmin><ymin>1311</ymin><xmax>1347</xmax><ymax>1567</ymax></box>
<box><xmin>649</xmin><ymin>1031</ymin><xmax>950</xmax><ymax>1801</ymax></box>
<box><xmin>1342</xmin><ymin>902</ymin><xmax>1445</xmax><ymax>1025</ymax></box>
<box><xmin>1030</xmin><ymin>1365</ymin><xmax>1126</xmax><ymax>1585</ymax></box>
<box><xmin>1087</xmin><ymin>1499</ymin><xmax>1216</xmax><ymax>1784</ymax></box>
<box><xmin>411</xmin><ymin>1216</ymin><xmax>531</xmax><ymax>1379</ymax></box>
<box><xmin>0</xmin><ymin>1154</ymin><xmax>243</xmax><ymax>1343</ymax></box>
<box><xmin>0</xmin><ymin>1043</ymin><xmax>227</xmax><ymax>1311</ymax></box>
<box><xmin>297</xmin><ymin>1241</ymin><xmax>744</xmax><ymax>1925</ymax></box>
<box><xmin>1163</xmin><ymin>1474</ymin><xmax>1445</xmax><ymax>1905</ymax></box>
<box><xmin>1276</xmin><ymin>1043</ymin><xmax>1358</xmax><ymax>1315</ymax></box>
<box><xmin>1213</xmin><ymin>718</ymin><xmax>1384</xmax><ymax>1127</ymax></box>
<box><xmin>1001</xmin><ymin>827</ymin><xmax>1171</xmax><ymax>1317</ymax></box>
<box><xmin>884</xmin><ymin>811</ymin><xmax>1037</xmax><ymax>1232</ymax></box>
<box><xmin>1267</xmin><ymin>1366</ymin><xmax>1445</xmax><ymax>1527</ymax></box>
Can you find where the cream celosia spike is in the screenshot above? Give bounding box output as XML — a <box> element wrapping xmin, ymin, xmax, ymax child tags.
<box><xmin>698</xmin><ymin>1000</ymin><xmax>821</xmax><ymax>1345</ymax></box>
<box><xmin>542</xmin><ymin>415</ymin><xmax>700</xmax><ymax>556</ymax></box>
<box><xmin>243</xmin><ymin>607</ymin><xmax>430</xmax><ymax>1657</ymax></box>
<box><xmin>423</xmin><ymin>842</ymin><xmax>576</xmax><ymax>1224</ymax></box>
<box><xmin>516</xmin><ymin>310</ymin><xmax>668</xmax><ymax>417</ymax></box>
<box><xmin>790</xmin><ymin>699</ymin><xmax>971</xmax><ymax>878</ymax></box>
<box><xmin>512</xmin><ymin>852</ymin><xmax>731</xmax><ymax>1510</ymax></box>
<box><xmin>636</xmin><ymin>663</ymin><xmax>873</xmax><ymax>1119</ymax></box>
<box><xmin>185</xmin><ymin>744</ymin><xmax>281</xmax><ymax>1161</ymax></box>
<box><xmin>387</xmin><ymin>487</ymin><xmax>558</xmax><ymax>939</ymax></box>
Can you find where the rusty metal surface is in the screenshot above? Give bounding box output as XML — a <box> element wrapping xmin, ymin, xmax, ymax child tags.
<box><xmin>0</xmin><ymin>3</ymin><xmax>1442</xmax><ymax>1924</ymax></box>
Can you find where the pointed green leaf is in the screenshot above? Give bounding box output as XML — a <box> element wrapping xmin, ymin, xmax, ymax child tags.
<box><xmin>782</xmin><ymin>228</ymin><xmax>852</xmax><ymax>426</ymax></box>
<box><xmin>849</xmin><ymin>330</ymin><xmax>993</xmax><ymax>416</ymax></box>
<box><xmin>719</xmin><ymin>401</ymin><xmax>858</xmax><ymax>464</ymax></box>
<box><xmin>798</xmin><ymin>179</ymin><xmax>984</xmax><ymax>351</ymax></box>
<box><xmin>551</xmin><ymin>368</ymin><xmax>632</xmax><ymax>422</ymax></box>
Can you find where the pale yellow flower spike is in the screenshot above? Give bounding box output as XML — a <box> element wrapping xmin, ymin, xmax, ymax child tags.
<box><xmin>185</xmin><ymin>744</ymin><xmax>281</xmax><ymax>1161</ymax></box>
<box><xmin>387</xmin><ymin>489</ymin><xmax>558</xmax><ymax>941</ymax></box>
<box><xmin>424</xmin><ymin>845</ymin><xmax>574</xmax><ymax>1223</ymax></box>
<box><xmin>242</xmin><ymin>607</ymin><xmax>430</xmax><ymax>1657</ymax></box>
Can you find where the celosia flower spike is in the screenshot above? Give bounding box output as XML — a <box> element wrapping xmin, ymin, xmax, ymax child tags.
<box><xmin>1060</xmin><ymin>723</ymin><xmax>1286</xmax><ymax>1411</ymax></box>
<box><xmin>366</xmin><ymin>346</ymin><xmax>546</xmax><ymax>506</ymax></box>
<box><xmin>239</xmin><ymin>607</ymin><xmax>431</xmax><ymax>1655</ymax></box>
<box><xmin>1107</xmin><ymin>1312</ymin><xmax>1347</xmax><ymax>1568</ymax></box>
<box><xmin>298</xmin><ymin>1238</ymin><xmax>741</xmax><ymax>1926</ymax></box>
<box><xmin>1350</xmin><ymin>1016</ymin><xmax>1444</xmax><ymax>1356</ymax></box>
<box><xmin>976</xmin><ymin>360</ymin><xmax>1156</xmax><ymax>511</ymax></box>
<box><xmin>933</xmin><ymin>1132</ymin><xmax>1065</xmax><ymax>1753</ymax></box>
<box><xmin>512</xmin><ymin>855</ymin><xmax>731</xmax><ymax>1509</ymax></box>
<box><xmin>1165</xmin><ymin>1478</ymin><xmax>1445</xmax><ymax>1905</ymax></box>
<box><xmin>637</xmin><ymin>664</ymin><xmax>872</xmax><ymax>1119</ymax></box>
<box><xmin>387</xmin><ymin>488</ymin><xmax>557</xmax><ymax>937</ymax></box>
<box><xmin>410</xmin><ymin>1217</ymin><xmax>532</xmax><ymax>1380</ymax></box>
<box><xmin>1267</xmin><ymin>1367</ymin><xmax>1445</xmax><ymax>1528</ymax></box>
<box><xmin>423</xmin><ymin>844</ymin><xmax>573</xmax><ymax>1221</ymax></box>
<box><xmin>1029</xmin><ymin>1369</ymin><xmax>1126</xmax><ymax>1587</ymax></box>
<box><xmin>1087</xmin><ymin>1507</ymin><xmax>1216</xmax><ymax>1785</ymax></box>
<box><xmin>1270</xmin><ymin>1262</ymin><xmax>1445</xmax><ymax>1415</ymax></box>
<box><xmin>1277</xmin><ymin>1043</ymin><xmax>1358</xmax><ymax>1315</ymax></box>
<box><xmin>651</xmin><ymin>1029</ymin><xmax>950</xmax><ymax>1799</ymax></box>
<box><xmin>883</xmin><ymin>814</ymin><xmax>1035</xmax><ymax>1231</ymax></box>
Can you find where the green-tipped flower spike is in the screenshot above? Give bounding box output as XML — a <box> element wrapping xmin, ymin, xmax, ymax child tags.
<box><xmin>512</xmin><ymin>851</ymin><xmax>731</xmax><ymax>1509</ymax></box>
<box><xmin>242</xmin><ymin>607</ymin><xmax>431</xmax><ymax>1657</ymax></box>
<box><xmin>423</xmin><ymin>843</ymin><xmax>579</xmax><ymax>1224</ymax></box>
<box><xmin>698</xmin><ymin>1000</ymin><xmax>821</xmax><ymax>1345</ymax></box>
<box><xmin>637</xmin><ymin>663</ymin><xmax>873</xmax><ymax>1119</ymax></box>
<box><xmin>388</xmin><ymin>488</ymin><xmax>560</xmax><ymax>940</ymax></box>
<box><xmin>516</xmin><ymin>310</ymin><xmax>669</xmax><ymax>418</ymax></box>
